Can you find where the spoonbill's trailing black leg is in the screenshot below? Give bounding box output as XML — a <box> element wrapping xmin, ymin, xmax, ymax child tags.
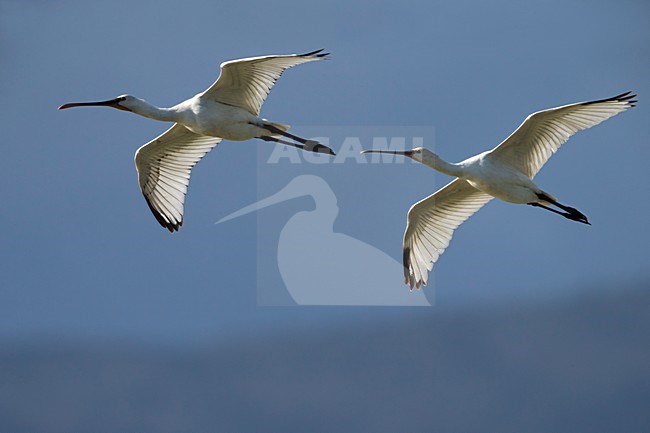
<box><xmin>259</xmin><ymin>135</ymin><xmax>306</xmax><ymax>152</ymax></box>
<box><xmin>532</xmin><ymin>193</ymin><xmax>590</xmax><ymax>225</ymax></box>
<box><xmin>259</xmin><ymin>135</ymin><xmax>335</xmax><ymax>155</ymax></box>
<box><xmin>261</xmin><ymin>123</ymin><xmax>336</xmax><ymax>155</ymax></box>
<box><xmin>528</xmin><ymin>202</ymin><xmax>590</xmax><ymax>225</ymax></box>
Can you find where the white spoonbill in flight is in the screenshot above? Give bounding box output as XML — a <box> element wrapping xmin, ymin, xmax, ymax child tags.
<box><xmin>361</xmin><ymin>91</ymin><xmax>637</xmax><ymax>290</ymax></box>
<box><xmin>59</xmin><ymin>49</ymin><xmax>334</xmax><ymax>232</ymax></box>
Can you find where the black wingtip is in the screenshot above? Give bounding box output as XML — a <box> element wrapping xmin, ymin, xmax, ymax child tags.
<box><xmin>402</xmin><ymin>245</ymin><xmax>427</xmax><ymax>290</ymax></box>
<box><xmin>144</xmin><ymin>195</ymin><xmax>181</xmax><ymax>233</ymax></box>
<box><xmin>582</xmin><ymin>90</ymin><xmax>638</xmax><ymax>107</ymax></box>
<box><xmin>614</xmin><ymin>91</ymin><xmax>637</xmax><ymax>104</ymax></box>
<box><xmin>403</xmin><ymin>246</ymin><xmax>413</xmax><ymax>288</ymax></box>
<box><xmin>300</xmin><ymin>48</ymin><xmax>330</xmax><ymax>59</ymax></box>
<box><xmin>621</xmin><ymin>91</ymin><xmax>637</xmax><ymax>108</ymax></box>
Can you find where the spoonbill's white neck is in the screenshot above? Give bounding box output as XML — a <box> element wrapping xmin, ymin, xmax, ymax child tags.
<box><xmin>126</xmin><ymin>98</ymin><xmax>180</xmax><ymax>122</ymax></box>
<box><xmin>58</xmin><ymin>95</ymin><xmax>181</xmax><ymax>123</ymax></box>
<box><xmin>418</xmin><ymin>151</ymin><xmax>464</xmax><ymax>177</ymax></box>
<box><xmin>360</xmin><ymin>148</ymin><xmax>464</xmax><ymax>177</ymax></box>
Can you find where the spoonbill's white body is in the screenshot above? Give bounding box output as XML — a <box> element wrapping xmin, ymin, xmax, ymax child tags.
<box><xmin>59</xmin><ymin>50</ymin><xmax>334</xmax><ymax>232</ymax></box>
<box><xmin>362</xmin><ymin>92</ymin><xmax>637</xmax><ymax>289</ymax></box>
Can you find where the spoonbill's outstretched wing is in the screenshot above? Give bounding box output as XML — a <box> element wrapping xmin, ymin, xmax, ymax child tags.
<box><xmin>134</xmin><ymin>124</ymin><xmax>221</xmax><ymax>232</ymax></box>
<box><xmin>489</xmin><ymin>91</ymin><xmax>637</xmax><ymax>178</ymax></box>
<box><xmin>201</xmin><ymin>49</ymin><xmax>329</xmax><ymax>116</ymax></box>
<box><xmin>403</xmin><ymin>179</ymin><xmax>493</xmax><ymax>289</ymax></box>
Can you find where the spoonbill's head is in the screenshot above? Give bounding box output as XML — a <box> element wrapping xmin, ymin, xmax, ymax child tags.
<box><xmin>360</xmin><ymin>146</ymin><xmax>437</xmax><ymax>164</ymax></box>
<box><xmin>58</xmin><ymin>94</ymin><xmax>137</xmax><ymax>112</ymax></box>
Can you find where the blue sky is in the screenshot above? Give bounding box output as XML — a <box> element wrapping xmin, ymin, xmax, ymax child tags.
<box><xmin>0</xmin><ymin>0</ymin><xmax>648</xmax><ymax>343</ymax></box>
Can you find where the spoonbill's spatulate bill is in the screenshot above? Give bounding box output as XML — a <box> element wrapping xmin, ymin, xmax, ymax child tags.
<box><xmin>361</xmin><ymin>91</ymin><xmax>637</xmax><ymax>290</ymax></box>
<box><xmin>59</xmin><ymin>49</ymin><xmax>334</xmax><ymax>232</ymax></box>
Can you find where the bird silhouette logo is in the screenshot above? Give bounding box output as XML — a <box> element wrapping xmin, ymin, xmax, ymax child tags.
<box><xmin>217</xmin><ymin>175</ymin><xmax>432</xmax><ymax>306</ymax></box>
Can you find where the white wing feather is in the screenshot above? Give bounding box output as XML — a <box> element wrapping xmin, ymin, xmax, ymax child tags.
<box><xmin>403</xmin><ymin>179</ymin><xmax>493</xmax><ymax>289</ymax></box>
<box><xmin>134</xmin><ymin>124</ymin><xmax>221</xmax><ymax>232</ymax></box>
<box><xmin>201</xmin><ymin>49</ymin><xmax>328</xmax><ymax>116</ymax></box>
<box><xmin>489</xmin><ymin>91</ymin><xmax>637</xmax><ymax>178</ymax></box>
